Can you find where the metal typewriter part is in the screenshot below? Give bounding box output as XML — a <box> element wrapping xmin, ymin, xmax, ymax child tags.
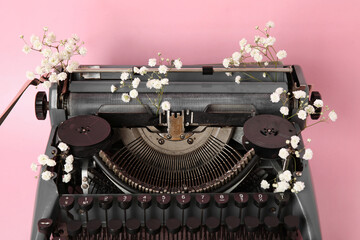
<box><xmin>22</xmin><ymin>65</ymin><xmax>321</xmax><ymax>239</ymax></box>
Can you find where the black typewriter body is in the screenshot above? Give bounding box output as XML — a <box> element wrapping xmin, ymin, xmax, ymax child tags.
<box><xmin>32</xmin><ymin>65</ymin><xmax>322</xmax><ymax>239</ymax></box>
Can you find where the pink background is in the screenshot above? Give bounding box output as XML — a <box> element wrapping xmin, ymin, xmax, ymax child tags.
<box><xmin>0</xmin><ymin>0</ymin><xmax>359</xmax><ymax>239</ymax></box>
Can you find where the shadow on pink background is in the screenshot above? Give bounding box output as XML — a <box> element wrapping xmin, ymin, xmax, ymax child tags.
<box><xmin>0</xmin><ymin>0</ymin><xmax>359</xmax><ymax>239</ymax></box>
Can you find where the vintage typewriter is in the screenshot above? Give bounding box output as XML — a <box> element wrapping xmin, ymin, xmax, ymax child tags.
<box><xmin>1</xmin><ymin>64</ymin><xmax>322</xmax><ymax>239</ymax></box>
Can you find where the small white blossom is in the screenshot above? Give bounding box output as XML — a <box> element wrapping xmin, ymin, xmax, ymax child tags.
<box><xmin>148</xmin><ymin>58</ymin><xmax>156</xmax><ymax>67</ymax></box>
<box><xmin>45</xmin><ymin>32</ymin><xmax>56</xmax><ymax>44</ymax></box>
<box><xmin>295</xmin><ymin>151</ymin><xmax>300</xmax><ymax>158</ymax></box>
<box><xmin>264</xmin><ymin>61</ymin><xmax>269</xmax><ymax>66</ymax></box>
<box><xmin>26</xmin><ymin>71</ymin><xmax>35</xmax><ymax>80</ymax></box>
<box><xmin>254</xmin><ymin>35</ymin><xmax>260</xmax><ymax>43</ymax></box>
<box><xmin>58</xmin><ymin>72</ymin><xmax>67</xmax><ymax>81</ymax></box>
<box><xmin>245</xmin><ymin>44</ymin><xmax>252</xmax><ymax>53</ymax></box>
<box><xmin>276</xmin><ymin>50</ymin><xmax>287</xmax><ymax>60</ymax></box>
<box><xmin>280</xmin><ymin>106</ymin><xmax>289</xmax><ymax>115</ymax></box>
<box><xmin>133</xmin><ymin>67</ymin><xmax>140</xmax><ymax>74</ymax></box>
<box><xmin>274</xmin><ymin>181</ymin><xmax>290</xmax><ymax>193</ymax></box>
<box><xmin>297</xmin><ymin>110</ymin><xmax>307</xmax><ymax>120</ymax></box>
<box><xmin>49</xmin><ymin>54</ymin><xmax>60</xmax><ymax>67</ymax></box>
<box><xmin>266</xmin><ymin>21</ymin><xmax>275</xmax><ymax>28</ymax></box>
<box><xmin>290</xmin><ymin>135</ymin><xmax>301</xmax><ymax>149</ymax></box>
<box><xmin>303</xmin><ymin>148</ymin><xmax>313</xmax><ymax>160</ymax></box>
<box><xmin>66</xmin><ymin>61</ymin><xmax>79</xmax><ymax>73</ymax></box>
<box><xmin>22</xmin><ymin>45</ymin><xmax>31</xmax><ymax>54</ymax></box>
<box><xmin>139</xmin><ymin>66</ymin><xmax>148</xmax><ymax>75</ymax></box>
<box><xmin>313</xmin><ymin>99</ymin><xmax>323</xmax><ymax>108</ymax></box>
<box><xmin>286</xmin><ymin>140</ymin><xmax>290</xmax><ymax>144</ymax></box>
<box><xmin>304</xmin><ymin>105</ymin><xmax>315</xmax><ymax>114</ymax></box>
<box><xmin>110</xmin><ymin>85</ymin><xmax>117</xmax><ymax>93</ymax></box>
<box><xmin>58</xmin><ymin>142</ymin><xmax>69</xmax><ymax>152</ymax></box>
<box><xmin>78</xmin><ymin>47</ymin><xmax>87</xmax><ymax>56</ymax></box>
<box><xmin>265</xmin><ymin>36</ymin><xmax>276</xmax><ymax>46</ymax></box>
<box><xmin>223</xmin><ymin>58</ymin><xmax>230</xmax><ymax>68</ymax></box>
<box><xmin>49</xmin><ymin>73</ymin><xmax>58</xmax><ymax>83</ymax></box>
<box><xmin>235</xmin><ymin>76</ymin><xmax>241</xmax><ymax>84</ymax></box>
<box><xmin>174</xmin><ymin>59</ymin><xmax>182</xmax><ymax>69</ymax></box>
<box><xmin>275</xmin><ymin>87</ymin><xmax>284</xmax><ymax>95</ymax></box>
<box><xmin>46</xmin><ymin>158</ymin><xmax>56</xmax><ymax>167</ymax></box>
<box><xmin>72</xmin><ymin>34</ymin><xmax>80</xmax><ymax>42</ymax></box>
<box><xmin>232</xmin><ymin>52</ymin><xmax>241</xmax><ymax>61</ymax></box>
<box><xmin>129</xmin><ymin>89</ymin><xmax>138</xmax><ymax>98</ymax></box>
<box><xmin>161</xmin><ymin>101</ymin><xmax>171</xmax><ymax>111</ymax></box>
<box><xmin>253</xmin><ymin>53</ymin><xmax>263</xmax><ymax>62</ymax></box>
<box><xmin>120</xmin><ymin>72</ymin><xmax>130</xmax><ymax>81</ymax></box>
<box><xmin>292</xmin><ymin>181</ymin><xmax>305</xmax><ymax>193</ymax></box>
<box><xmin>260</xmin><ymin>180</ymin><xmax>270</xmax><ymax>189</ymax></box>
<box><xmin>250</xmin><ymin>49</ymin><xmax>260</xmax><ymax>57</ymax></box>
<box><xmin>278</xmin><ymin>148</ymin><xmax>289</xmax><ymax>160</ymax></box>
<box><xmin>263</xmin><ymin>72</ymin><xmax>266</xmax><ymax>78</ymax></box>
<box><xmin>65</xmin><ymin>155</ymin><xmax>74</xmax><ymax>164</ymax></box>
<box><xmin>33</xmin><ymin>40</ymin><xmax>42</xmax><ymax>50</ymax></box>
<box><xmin>132</xmin><ymin>78</ymin><xmax>141</xmax><ymax>88</ymax></box>
<box><xmin>121</xmin><ymin>93</ymin><xmax>131</xmax><ymax>103</ymax></box>
<box><xmin>42</xmin><ymin>81</ymin><xmax>51</xmax><ymax>89</ymax></box>
<box><xmin>158</xmin><ymin>65</ymin><xmax>168</xmax><ymax>74</ymax></box>
<box><xmin>41</xmin><ymin>48</ymin><xmax>52</xmax><ymax>58</ymax></box>
<box><xmin>307</xmin><ymin>138</ymin><xmax>311</xmax><ymax>143</ymax></box>
<box><xmin>293</xmin><ymin>90</ymin><xmax>306</xmax><ymax>99</ymax></box>
<box><xmin>62</xmin><ymin>173</ymin><xmax>71</xmax><ymax>183</ymax></box>
<box><xmin>328</xmin><ymin>111</ymin><xmax>337</xmax><ymax>122</ymax></box>
<box><xmin>146</xmin><ymin>80</ymin><xmax>153</xmax><ymax>89</ymax></box>
<box><xmin>279</xmin><ymin>170</ymin><xmax>292</xmax><ymax>182</ymax></box>
<box><xmin>160</xmin><ymin>78</ymin><xmax>169</xmax><ymax>85</ymax></box>
<box><xmin>270</xmin><ymin>93</ymin><xmax>280</xmax><ymax>103</ymax></box>
<box><xmin>239</xmin><ymin>38</ymin><xmax>247</xmax><ymax>50</ymax></box>
<box><xmin>225</xmin><ymin>72</ymin><xmax>232</xmax><ymax>76</ymax></box>
<box><xmin>152</xmin><ymin>79</ymin><xmax>162</xmax><ymax>89</ymax></box>
<box><xmin>41</xmin><ymin>171</ymin><xmax>53</xmax><ymax>181</ymax></box>
<box><xmin>30</xmin><ymin>35</ymin><xmax>39</xmax><ymax>44</ymax></box>
<box><xmin>31</xmin><ymin>163</ymin><xmax>38</xmax><ymax>172</ymax></box>
<box><xmin>35</xmin><ymin>66</ymin><xmax>43</xmax><ymax>75</ymax></box>
<box><xmin>64</xmin><ymin>163</ymin><xmax>73</xmax><ymax>173</ymax></box>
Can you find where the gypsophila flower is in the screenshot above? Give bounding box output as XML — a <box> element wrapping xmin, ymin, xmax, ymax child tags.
<box><xmin>133</xmin><ymin>67</ymin><xmax>140</xmax><ymax>74</ymax></box>
<box><xmin>139</xmin><ymin>66</ymin><xmax>148</xmax><ymax>75</ymax></box>
<box><xmin>65</xmin><ymin>155</ymin><xmax>74</xmax><ymax>164</ymax></box>
<box><xmin>328</xmin><ymin>110</ymin><xmax>337</xmax><ymax>122</ymax></box>
<box><xmin>62</xmin><ymin>173</ymin><xmax>71</xmax><ymax>183</ymax></box>
<box><xmin>78</xmin><ymin>47</ymin><xmax>87</xmax><ymax>56</ymax></box>
<box><xmin>292</xmin><ymin>181</ymin><xmax>305</xmax><ymax>193</ymax></box>
<box><xmin>225</xmin><ymin>72</ymin><xmax>232</xmax><ymax>76</ymax></box>
<box><xmin>49</xmin><ymin>73</ymin><xmax>58</xmax><ymax>83</ymax></box>
<box><xmin>111</xmin><ymin>85</ymin><xmax>117</xmax><ymax>93</ymax></box>
<box><xmin>253</xmin><ymin>53</ymin><xmax>263</xmax><ymax>62</ymax></box>
<box><xmin>158</xmin><ymin>65</ymin><xmax>168</xmax><ymax>74</ymax></box>
<box><xmin>174</xmin><ymin>59</ymin><xmax>182</xmax><ymax>69</ymax></box>
<box><xmin>121</xmin><ymin>93</ymin><xmax>131</xmax><ymax>103</ymax></box>
<box><xmin>307</xmin><ymin>138</ymin><xmax>311</xmax><ymax>143</ymax></box>
<box><xmin>275</xmin><ymin>87</ymin><xmax>284</xmax><ymax>95</ymax></box>
<box><xmin>41</xmin><ymin>171</ymin><xmax>53</xmax><ymax>181</ymax></box>
<box><xmin>239</xmin><ymin>38</ymin><xmax>247</xmax><ymax>50</ymax></box>
<box><xmin>26</xmin><ymin>71</ymin><xmax>35</xmax><ymax>80</ymax></box>
<box><xmin>260</xmin><ymin>180</ymin><xmax>270</xmax><ymax>189</ymax></box>
<box><xmin>42</xmin><ymin>81</ymin><xmax>51</xmax><ymax>89</ymax></box>
<box><xmin>286</xmin><ymin>140</ymin><xmax>290</xmax><ymax>144</ymax></box>
<box><xmin>278</xmin><ymin>148</ymin><xmax>289</xmax><ymax>160</ymax></box>
<box><xmin>57</xmin><ymin>72</ymin><xmax>67</xmax><ymax>81</ymax></box>
<box><xmin>161</xmin><ymin>78</ymin><xmax>169</xmax><ymax>85</ymax></box>
<box><xmin>129</xmin><ymin>89</ymin><xmax>138</xmax><ymax>98</ymax></box>
<box><xmin>245</xmin><ymin>44</ymin><xmax>252</xmax><ymax>53</ymax></box>
<box><xmin>152</xmin><ymin>79</ymin><xmax>162</xmax><ymax>89</ymax></box>
<box><xmin>223</xmin><ymin>58</ymin><xmax>230</xmax><ymax>68</ymax></box>
<box><xmin>31</xmin><ymin>163</ymin><xmax>38</xmax><ymax>172</ymax></box>
<box><xmin>148</xmin><ymin>58</ymin><xmax>156</xmax><ymax>67</ymax></box>
<box><xmin>232</xmin><ymin>52</ymin><xmax>241</xmax><ymax>61</ymax></box>
<box><xmin>313</xmin><ymin>99</ymin><xmax>323</xmax><ymax>108</ymax></box>
<box><xmin>266</xmin><ymin>21</ymin><xmax>275</xmax><ymax>28</ymax></box>
<box><xmin>146</xmin><ymin>80</ymin><xmax>153</xmax><ymax>89</ymax></box>
<box><xmin>295</xmin><ymin>151</ymin><xmax>300</xmax><ymax>158</ymax></box>
<box><xmin>38</xmin><ymin>154</ymin><xmax>49</xmax><ymax>165</ymax></box>
<box><xmin>46</xmin><ymin>159</ymin><xmax>56</xmax><ymax>167</ymax></box>
<box><xmin>305</xmin><ymin>105</ymin><xmax>315</xmax><ymax>114</ymax></box>
<box><xmin>120</xmin><ymin>72</ymin><xmax>130</xmax><ymax>81</ymax></box>
<box><xmin>279</xmin><ymin>170</ymin><xmax>292</xmax><ymax>182</ymax></box>
<box><xmin>22</xmin><ymin>45</ymin><xmax>31</xmax><ymax>54</ymax></box>
<box><xmin>280</xmin><ymin>106</ymin><xmax>289</xmax><ymax>115</ymax></box>
<box><xmin>41</xmin><ymin>48</ymin><xmax>52</xmax><ymax>58</ymax></box>
<box><xmin>30</xmin><ymin>35</ymin><xmax>39</xmax><ymax>44</ymax></box>
<box><xmin>270</xmin><ymin>93</ymin><xmax>280</xmax><ymax>103</ymax></box>
<box><xmin>293</xmin><ymin>90</ymin><xmax>306</xmax><ymax>99</ymax></box>
<box><xmin>297</xmin><ymin>110</ymin><xmax>307</xmax><ymax>120</ymax></box>
<box><xmin>33</xmin><ymin>40</ymin><xmax>42</xmax><ymax>50</ymax></box>
<box><xmin>263</xmin><ymin>73</ymin><xmax>266</xmax><ymax>78</ymax></box>
<box><xmin>132</xmin><ymin>78</ymin><xmax>141</xmax><ymax>88</ymax></box>
<box><xmin>235</xmin><ymin>76</ymin><xmax>241</xmax><ymax>84</ymax></box>
<box><xmin>274</xmin><ymin>181</ymin><xmax>290</xmax><ymax>193</ymax></box>
<box><xmin>161</xmin><ymin>101</ymin><xmax>171</xmax><ymax>111</ymax></box>
<box><xmin>58</xmin><ymin>142</ymin><xmax>69</xmax><ymax>152</ymax></box>
<box><xmin>276</xmin><ymin>50</ymin><xmax>287</xmax><ymax>60</ymax></box>
<box><xmin>64</xmin><ymin>163</ymin><xmax>73</xmax><ymax>173</ymax></box>
<box><xmin>303</xmin><ymin>148</ymin><xmax>313</xmax><ymax>160</ymax></box>
<box><xmin>290</xmin><ymin>135</ymin><xmax>300</xmax><ymax>149</ymax></box>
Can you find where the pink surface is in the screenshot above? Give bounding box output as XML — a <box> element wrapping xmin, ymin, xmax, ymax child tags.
<box><xmin>0</xmin><ymin>0</ymin><xmax>359</xmax><ymax>239</ymax></box>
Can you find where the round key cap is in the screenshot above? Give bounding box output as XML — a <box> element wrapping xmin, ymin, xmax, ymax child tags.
<box><xmin>225</xmin><ymin>216</ymin><xmax>241</xmax><ymax>232</ymax></box>
<box><xmin>59</xmin><ymin>196</ymin><xmax>75</xmax><ymax>211</ymax></box>
<box><xmin>87</xmin><ymin>219</ymin><xmax>102</xmax><ymax>236</ymax></box>
<box><xmin>186</xmin><ymin>217</ymin><xmax>201</xmax><ymax>233</ymax></box>
<box><xmin>118</xmin><ymin>195</ymin><xmax>132</xmax><ymax>209</ymax></box>
<box><xmin>78</xmin><ymin>196</ymin><xmax>94</xmax><ymax>211</ymax></box>
<box><xmin>234</xmin><ymin>193</ymin><xmax>249</xmax><ymax>208</ymax></box>
<box><xmin>253</xmin><ymin>193</ymin><xmax>268</xmax><ymax>208</ymax></box>
<box><xmin>38</xmin><ymin>218</ymin><xmax>53</xmax><ymax>236</ymax></box>
<box><xmin>214</xmin><ymin>194</ymin><xmax>229</xmax><ymax>208</ymax></box>
<box><xmin>146</xmin><ymin>219</ymin><xmax>161</xmax><ymax>235</ymax></box>
<box><xmin>99</xmin><ymin>195</ymin><xmax>113</xmax><ymax>210</ymax></box>
<box><xmin>195</xmin><ymin>194</ymin><xmax>211</xmax><ymax>209</ymax></box>
<box><xmin>166</xmin><ymin>218</ymin><xmax>181</xmax><ymax>234</ymax></box>
<box><xmin>264</xmin><ymin>216</ymin><xmax>280</xmax><ymax>232</ymax></box>
<box><xmin>67</xmin><ymin>220</ymin><xmax>82</xmax><ymax>237</ymax></box>
<box><xmin>108</xmin><ymin>219</ymin><xmax>123</xmax><ymax>236</ymax></box>
<box><xmin>176</xmin><ymin>194</ymin><xmax>191</xmax><ymax>209</ymax></box>
<box><xmin>205</xmin><ymin>217</ymin><xmax>220</xmax><ymax>233</ymax></box>
<box><xmin>126</xmin><ymin>218</ymin><xmax>141</xmax><ymax>235</ymax></box>
<box><xmin>156</xmin><ymin>194</ymin><xmax>171</xmax><ymax>209</ymax></box>
<box><xmin>284</xmin><ymin>215</ymin><xmax>299</xmax><ymax>231</ymax></box>
<box><xmin>244</xmin><ymin>216</ymin><xmax>260</xmax><ymax>232</ymax></box>
<box><xmin>137</xmin><ymin>194</ymin><xmax>152</xmax><ymax>209</ymax></box>
<box><xmin>274</xmin><ymin>192</ymin><xmax>291</xmax><ymax>207</ymax></box>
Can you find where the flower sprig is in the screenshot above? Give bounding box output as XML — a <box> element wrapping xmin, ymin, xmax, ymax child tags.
<box><xmin>223</xmin><ymin>21</ymin><xmax>287</xmax><ymax>83</ymax></box>
<box><xmin>21</xmin><ymin>27</ymin><xmax>87</xmax><ymax>89</ymax></box>
<box><xmin>261</xmin><ymin>170</ymin><xmax>305</xmax><ymax>194</ymax></box>
<box><xmin>111</xmin><ymin>52</ymin><xmax>182</xmax><ymax>114</ymax></box>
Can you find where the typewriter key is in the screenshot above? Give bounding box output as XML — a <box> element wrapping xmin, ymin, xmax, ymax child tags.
<box><xmin>253</xmin><ymin>193</ymin><xmax>268</xmax><ymax>221</ymax></box>
<box><xmin>78</xmin><ymin>196</ymin><xmax>94</xmax><ymax>223</ymax></box>
<box><xmin>108</xmin><ymin>219</ymin><xmax>123</xmax><ymax>239</ymax></box>
<box><xmin>59</xmin><ymin>196</ymin><xmax>75</xmax><ymax>211</ymax></box>
<box><xmin>234</xmin><ymin>193</ymin><xmax>249</xmax><ymax>222</ymax></box>
<box><xmin>67</xmin><ymin>220</ymin><xmax>82</xmax><ymax>237</ymax></box>
<box><xmin>118</xmin><ymin>195</ymin><xmax>132</xmax><ymax>223</ymax></box>
<box><xmin>126</xmin><ymin>218</ymin><xmax>141</xmax><ymax>239</ymax></box>
<box><xmin>37</xmin><ymin>218</ymin><xmax>53</xmax><ymax>238</ymax></box>
<box><xmin>146</xmin><ymin>219</ymin><xmax>161</xmax><ymax>238</ymax></box>
<box><xmin>87</xmin><ymin>219</ymin><xmax>102</xmax><ymax>237</ymax></box>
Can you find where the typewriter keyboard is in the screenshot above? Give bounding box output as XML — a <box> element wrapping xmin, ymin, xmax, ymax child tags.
<box><xmin>38</xmin><ymin>193</ymin><xmax>301</xmax><ymax>240</ymax></box>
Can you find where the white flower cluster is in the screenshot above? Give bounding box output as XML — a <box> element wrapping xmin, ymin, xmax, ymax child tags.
<box><xmin>111</xmin><ymin>53</ymin><xmax>182</xmax><ymax>113</ymax></box>
<box><xmin>223</xmin><ymin>21</ymin><xmax>287</xmax><ymax>83</ymax></box>
<box><xmin>21</xmin><ymin>28</ymin><xmax>86</xmax><ymax>89</ymax></box>
<box><xmin>260</xmin><ymin>170</ymin><xmax>305</xmax><ymax>193</ymax></box>
<box><xmin>278</xmin><ymin>135</ymin><xmax>313</xmax><ymax>161</ymax></box>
